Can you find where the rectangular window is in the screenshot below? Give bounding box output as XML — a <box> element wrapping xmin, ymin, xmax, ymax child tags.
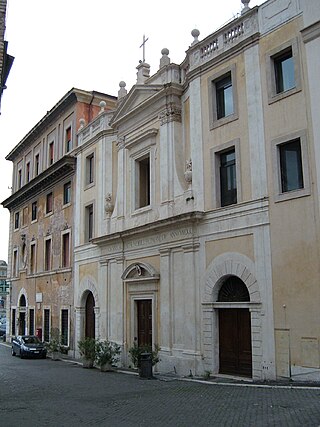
<box><xmin>44</xmin><ymin>309</ymin><xmax>50</xmax><ymax>342</ymax></box>
<box><xmin>29</xmin><ymin>309</ymin><xmax>35</xmax><ymax>336</ymax></box>
<box><xmin>63</xmin><ymin>181</ymin><xmax>71</xmax><ymax>205</ymax></box>
<box><xmin>279</xmin><ymin>139</ymin><xmax>303</xmax><ymax>193</ymax></box>
<box><xmin>46</xmin><ymin>192</ymin><xmax>53</xmax><ymax>214</ymax></box>
<box><xmin>13</xmin><ymin>249</ymin><xmax>18</xmax><ymax>277</ymax></box>
<box><xmin>85</xmin><ymin>204</ymin><xmax>94</xmax><ymax>241</ymax></box>
<box><xmin>86</xmin><ymin>153</ymin><xmax>94</xmax><ymax>185</ymax></box>
<box><xmin>14</xmin><ymin>211</ymin><xmax>20</xmax><ymax>229</ymax></box>
<box><xmin>272</xmin><ymin>130</ymin><xmax>310</xmax><ymax>202</ymax></box>
<box><xmin>274</xmin><ymin>48</ymin><xmax>295</xmax><ymax>94</ymax></box>
<box><xmin>35</xmin><ymin>154</ymin><xmax>40</xmax><ymax>176</ymax></box>
<box><xmin>49</xmin><ymin>142</ymin><xmax>54</xmax><ymax>165</ymax></box>
<box><xmin>30</xmin><ymin>243</ymin><xmax>36</xmax><ymax>275</ymax></box>
<box><xmin>267</xmin><ymin>39</ymin><xmax>301</xmax><ymax>104</ymax></box>
<box><xmin>62</xmin><ymin>232</ymin><xmax>70</xmax><ymax>268</ymax></box>
<box><xmin>12</xmin><ymin>309</ymin><xmax>16</xmax><ymax>336</ymax></box>
<box><xmin>216</xmin><ymin>73</ymin><xmax>233</xmax><ymax>120</ymax></box>
<box><xmin>26</xmin><ymin>162</ymin><xmax>30</xmax><ymax>183</ymax></box>
<box><xmin>18</xmin><ymin>169</ymin><xmax>22</xmax><ymax>189</ymax></box>
<box><xmin>61</xmin><ymin>309</ymin><xmax>69</xmax><ymax>346</ymax></box>
<box><xmin>136</xmin><ymin>155</ymin><xmax>150</xmax><ymax>209</ymax></box>
<box><xmin>45</xmin><ymin>238</ymin><xmax>52</xmax><ymax>271</ymax></box>
<box><xmin>209</xmin><ymin>65</ymin><xmax>238</xmax><ymax>129</ymax></box>
<box><xmin>31</xmin><ymin>201</ymin><xmax>37</xmax><ymax>221</ymax></box>
<box><xmin>220</xmin><ymin>149</ymin><xmax>237</xmax><ymax>207</ymax></box>
<box><xmin>65</xmin><ymin>127</ymin><xmax>72</xmax><ymax>153</ymax></box>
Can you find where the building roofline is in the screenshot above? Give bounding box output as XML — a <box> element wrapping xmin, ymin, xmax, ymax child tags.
<box><xmin>5</xmin><ymin>88</ymin><xmax>117</xmax><ymax>161</ymax></box>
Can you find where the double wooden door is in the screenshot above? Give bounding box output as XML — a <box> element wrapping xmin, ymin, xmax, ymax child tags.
<box><xmin>219</xmin><ymin>308</ymin><xmax>252</xmax><ymax>377</ymax></box>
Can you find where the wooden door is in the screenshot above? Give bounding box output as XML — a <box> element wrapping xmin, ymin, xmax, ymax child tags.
<box><xmin>137</xmin><ymin>300</ymin><xmax>152</xmax><ymax>347</ymax></box>
<box><xmin>85</xmin><ymin>292</ymin><xmax>95</xmax><ymax>338</ymax></box>
<box><xmin>219</xmin><ymin>308</ymin><xmax>252</xmax><ymax>376</ymax></box>
<box><xmin>19</xmin><ymin>312</ymin><xmax>26</xmax><ymax>335</ymax></box>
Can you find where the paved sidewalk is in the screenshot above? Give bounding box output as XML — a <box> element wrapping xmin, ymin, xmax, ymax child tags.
<box><xmin>1</xmin><ymin>342</ymin><xmax>320</xmax><ymax>426</ymax></box>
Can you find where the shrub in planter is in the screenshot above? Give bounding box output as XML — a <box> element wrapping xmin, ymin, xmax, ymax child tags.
<box><xmin>46</xmin><ymin>338</ymin><xmax>60</xmax><ymax>360</ymax></box>
<box><xmin>128</xmin><ymin>343</ymin><xmax>160</xmax><ymax>369</ymax></box>
<box><xmin>78</xmin><ymin>337</ymin><xmax>97</xmax><ymax>368</ymax></box>
<box><xmin>95</xmin><ymin>340</ymin><xmax>121</xmax><ymax>372</ymax></box>
<box><xmin>46</xmin><ymin>328</ymin><xmax>61</xmax><ymax>360</ymax></box>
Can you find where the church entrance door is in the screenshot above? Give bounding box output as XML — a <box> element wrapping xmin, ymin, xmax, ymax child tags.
<box><xmin>137</xmin><ymin>300</ymin><xmax>152</xmax><ymax>347</ymax></box>
<box><xmin>85</xmin><ymin>292</ymin><xmax>95</xmax><ymax>339</ymax></box>
<box><xmin>219</xmin><ymin>308</ymin><xmax>252</xmax><ymax>376</ymax></box>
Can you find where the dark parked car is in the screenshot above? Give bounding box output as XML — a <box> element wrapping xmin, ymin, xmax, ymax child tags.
<box><xmin>11</xmin><ymin>335</ymin><xmax>47</xmax><ymax>359</ymax></box>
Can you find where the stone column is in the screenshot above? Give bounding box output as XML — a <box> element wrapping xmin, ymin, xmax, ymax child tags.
<box><xmin>94</xmin><ymin>306</ymin><xmax>100</xmax><ymax>340</ymax></box>
<box><xmin>159</xmin><ymin>248</ymin><xmax>172</xmax><ymax>354</ymax></box>
<box><xmin>115</xmin><ymin>138</ymin><xmax>126</xmax><ymax>226</ymax></box>
<box><xmin>75</xmin><ymin>307</ymin><xmax>85</xmax><ymax>357</ymax></box>
<box><xmin>159</xmin><ymin>103</ymin><xmax>183</xmax><ymax>216</ymax></box>
<box><xmin>189</xmin><ymin>78</ymin><xmax>204</xmax><ymax>211</ymax></box>
<box><xmin>245</xmin><ymin>44</ymin><xmax>268</xmax><ymax>199</ymax></box>
<box><xmin>99</xmin><ymin>258</ymin><xmax>109</xmax><ymax>339</ymax></box>
<box><xmin>182</xmin><ymin>243</ymin><xmax>200</xmax><ymax>354</ymax></box>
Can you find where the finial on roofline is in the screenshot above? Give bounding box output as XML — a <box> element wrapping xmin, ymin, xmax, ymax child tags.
<box><xmin>241</xmin><ymin>0</ymin><xmax>250</xmax><ymax>14</ymax></box>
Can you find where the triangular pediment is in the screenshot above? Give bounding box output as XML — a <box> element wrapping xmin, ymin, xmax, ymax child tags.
<box><xmin>111</xmin><ymin>84</ymin><xmax>163</xmax><ymax>126</ymax></box>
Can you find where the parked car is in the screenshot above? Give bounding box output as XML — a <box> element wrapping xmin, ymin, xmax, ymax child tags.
<box><xmin>11</xmin><ymin>335</ymin><xmax>47</xmax><ymax>359</ymax></box>
<box><xmin>0</xmin><ymin>322</ymin><xmax>6</xmax><ymax>337</ymax></box>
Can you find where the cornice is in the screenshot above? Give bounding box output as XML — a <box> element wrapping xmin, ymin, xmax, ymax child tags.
<box><xmin>2</xmin><ymin>156</ymin><xmax>76</xmax><ymax>210</ymax></box>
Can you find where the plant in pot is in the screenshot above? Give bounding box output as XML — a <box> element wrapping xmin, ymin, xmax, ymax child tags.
<box><xmin>95</xmin><ymin>340</ymin><xmax>121</xmax><ymax>372</ymax></box>
<box><xmin>78</xmin><ymin>337</ymin><xmax>97</xmax><ymax>368</ymax></box>
<box><xmin>46</xmin><ymin>337</ymin><xmax>60</xmax><ymax>361</ymax></box>
<box><xmin>46</xmin><ymin>328</ymin><xmax>61</xmax><ymax>361</ymax></box>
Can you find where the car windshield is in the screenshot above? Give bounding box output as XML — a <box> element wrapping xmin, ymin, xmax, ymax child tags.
<box><xmin>23</xmin><ymin>336</ymin><xmax>41</xmax><ymax>344</ymax></box>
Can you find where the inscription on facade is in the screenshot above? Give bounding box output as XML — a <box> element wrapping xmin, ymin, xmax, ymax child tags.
<box><xmin>104</xmin><ymin>227</ymin><xmax>194</xmax><ymax>254</ymax></box>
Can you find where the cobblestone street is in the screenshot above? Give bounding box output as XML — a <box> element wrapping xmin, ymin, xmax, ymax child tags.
<box><xmin>1</xmin><ymin>343</ymin><xmax>320</xmax><ymax>426</ymax></box>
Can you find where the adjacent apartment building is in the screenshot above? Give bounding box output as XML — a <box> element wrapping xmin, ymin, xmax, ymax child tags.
<box><xmin>3</xmin><ymin>0</ymin><xmax>320</xmax><ymax>382</ymax></box>
<box><xmin>2</xmin><ymin>89</ymin><xmax>116</xmax><ymax>350</ymax></box>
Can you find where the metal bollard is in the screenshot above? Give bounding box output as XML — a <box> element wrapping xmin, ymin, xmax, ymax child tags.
<box><xmin>139</xmin><ymin>352</ymin><xmax>153</xmax><ymax>379</ymax></box>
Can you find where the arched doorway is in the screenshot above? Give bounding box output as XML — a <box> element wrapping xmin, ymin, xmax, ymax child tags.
<box><xmin>19</xmin><ymin>295</ymin><xmax>26</xmax><ymax>335</ymax></box>
<box><xmin>85</xmin><ymin>292</ymin><xmax>95</xmax><ymax>339</ymax></box>
<box><xmin>218</xmin><ymin>276</ymin><xmax>252</xmax><ymax>377</ymax></box>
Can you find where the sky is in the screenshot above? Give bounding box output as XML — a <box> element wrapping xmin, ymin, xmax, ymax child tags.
<box><xmin>0</xmin><ymin>0</ymin><xmax>264</xmax><ymax>262</ymax></box>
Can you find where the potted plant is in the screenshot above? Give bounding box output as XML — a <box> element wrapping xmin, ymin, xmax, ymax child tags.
<box><xmin>46</xmin><ymin>328</ymin><xmax>61</xmax><ymax>360</ymax></box>
<box><xmin>95</xmin><ymin>340</ymin><xmax>121</xmax><ymax>372</ymax></box>
<box><xmin>78</xmin><ymin>337</ymin><xmax>97</xmax><ymax>368</ymax></box>
<box><xmin>46</xmin><ymin>337</ymin><xmax>60</xmax><ymax>360</ymax></box>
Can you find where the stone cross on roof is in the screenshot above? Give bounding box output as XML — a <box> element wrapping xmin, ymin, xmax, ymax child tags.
<box><xmin>140</xmin><ymin>34</ymin><xmax>149</xmax><ymax>63</ymax></box>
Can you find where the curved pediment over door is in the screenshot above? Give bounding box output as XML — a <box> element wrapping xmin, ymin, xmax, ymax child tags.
<box><xmin>121</xmin><ymin>262</ymin><xmax>160</xmax><ymax>283</ymax></box>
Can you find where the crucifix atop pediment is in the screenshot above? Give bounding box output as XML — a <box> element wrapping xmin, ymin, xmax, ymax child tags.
<box><xmin>140</xmin><ymin>34</ymin><xmax>149</xmax><ymax>63</ymax></box>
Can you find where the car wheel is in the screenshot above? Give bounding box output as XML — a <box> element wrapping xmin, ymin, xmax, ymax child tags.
<box><xmin>41</xmin><ymin>353</ymin><xmax>46</xmax><ymax>359</ymax></box>
<box><xmin>11</xmin><ymin>347</ymin><xmax>16</xmax><ymax>356</ymax></box>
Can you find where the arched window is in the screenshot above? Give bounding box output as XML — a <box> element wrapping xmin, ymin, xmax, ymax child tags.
<box><xmin>218</xmin><ymin>276</ymin><xmax>250</xmax><ymax>302</ymax></box>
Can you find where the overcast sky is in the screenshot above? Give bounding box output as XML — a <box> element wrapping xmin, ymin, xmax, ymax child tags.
<box><xmin>0</xmin><ymin>0</ymin><xmax>264</xmax><ymax>262</ymax></box>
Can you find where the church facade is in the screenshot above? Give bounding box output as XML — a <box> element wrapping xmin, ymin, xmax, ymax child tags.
<box><xmin>73</xmin><ymin>0</ymin><xmax>320</xmax><ymax>381</ymax></box>
<box><xmin>4</xmin><ymin>0</ymin><xmax>320</xmax><ymax>382</ymax></box>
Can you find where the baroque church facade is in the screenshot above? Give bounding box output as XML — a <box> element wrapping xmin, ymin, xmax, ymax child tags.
<box><xmin>4</xmin><ymin>0</ymin><xmax>320</xmax><ymax>381</ymax></box>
